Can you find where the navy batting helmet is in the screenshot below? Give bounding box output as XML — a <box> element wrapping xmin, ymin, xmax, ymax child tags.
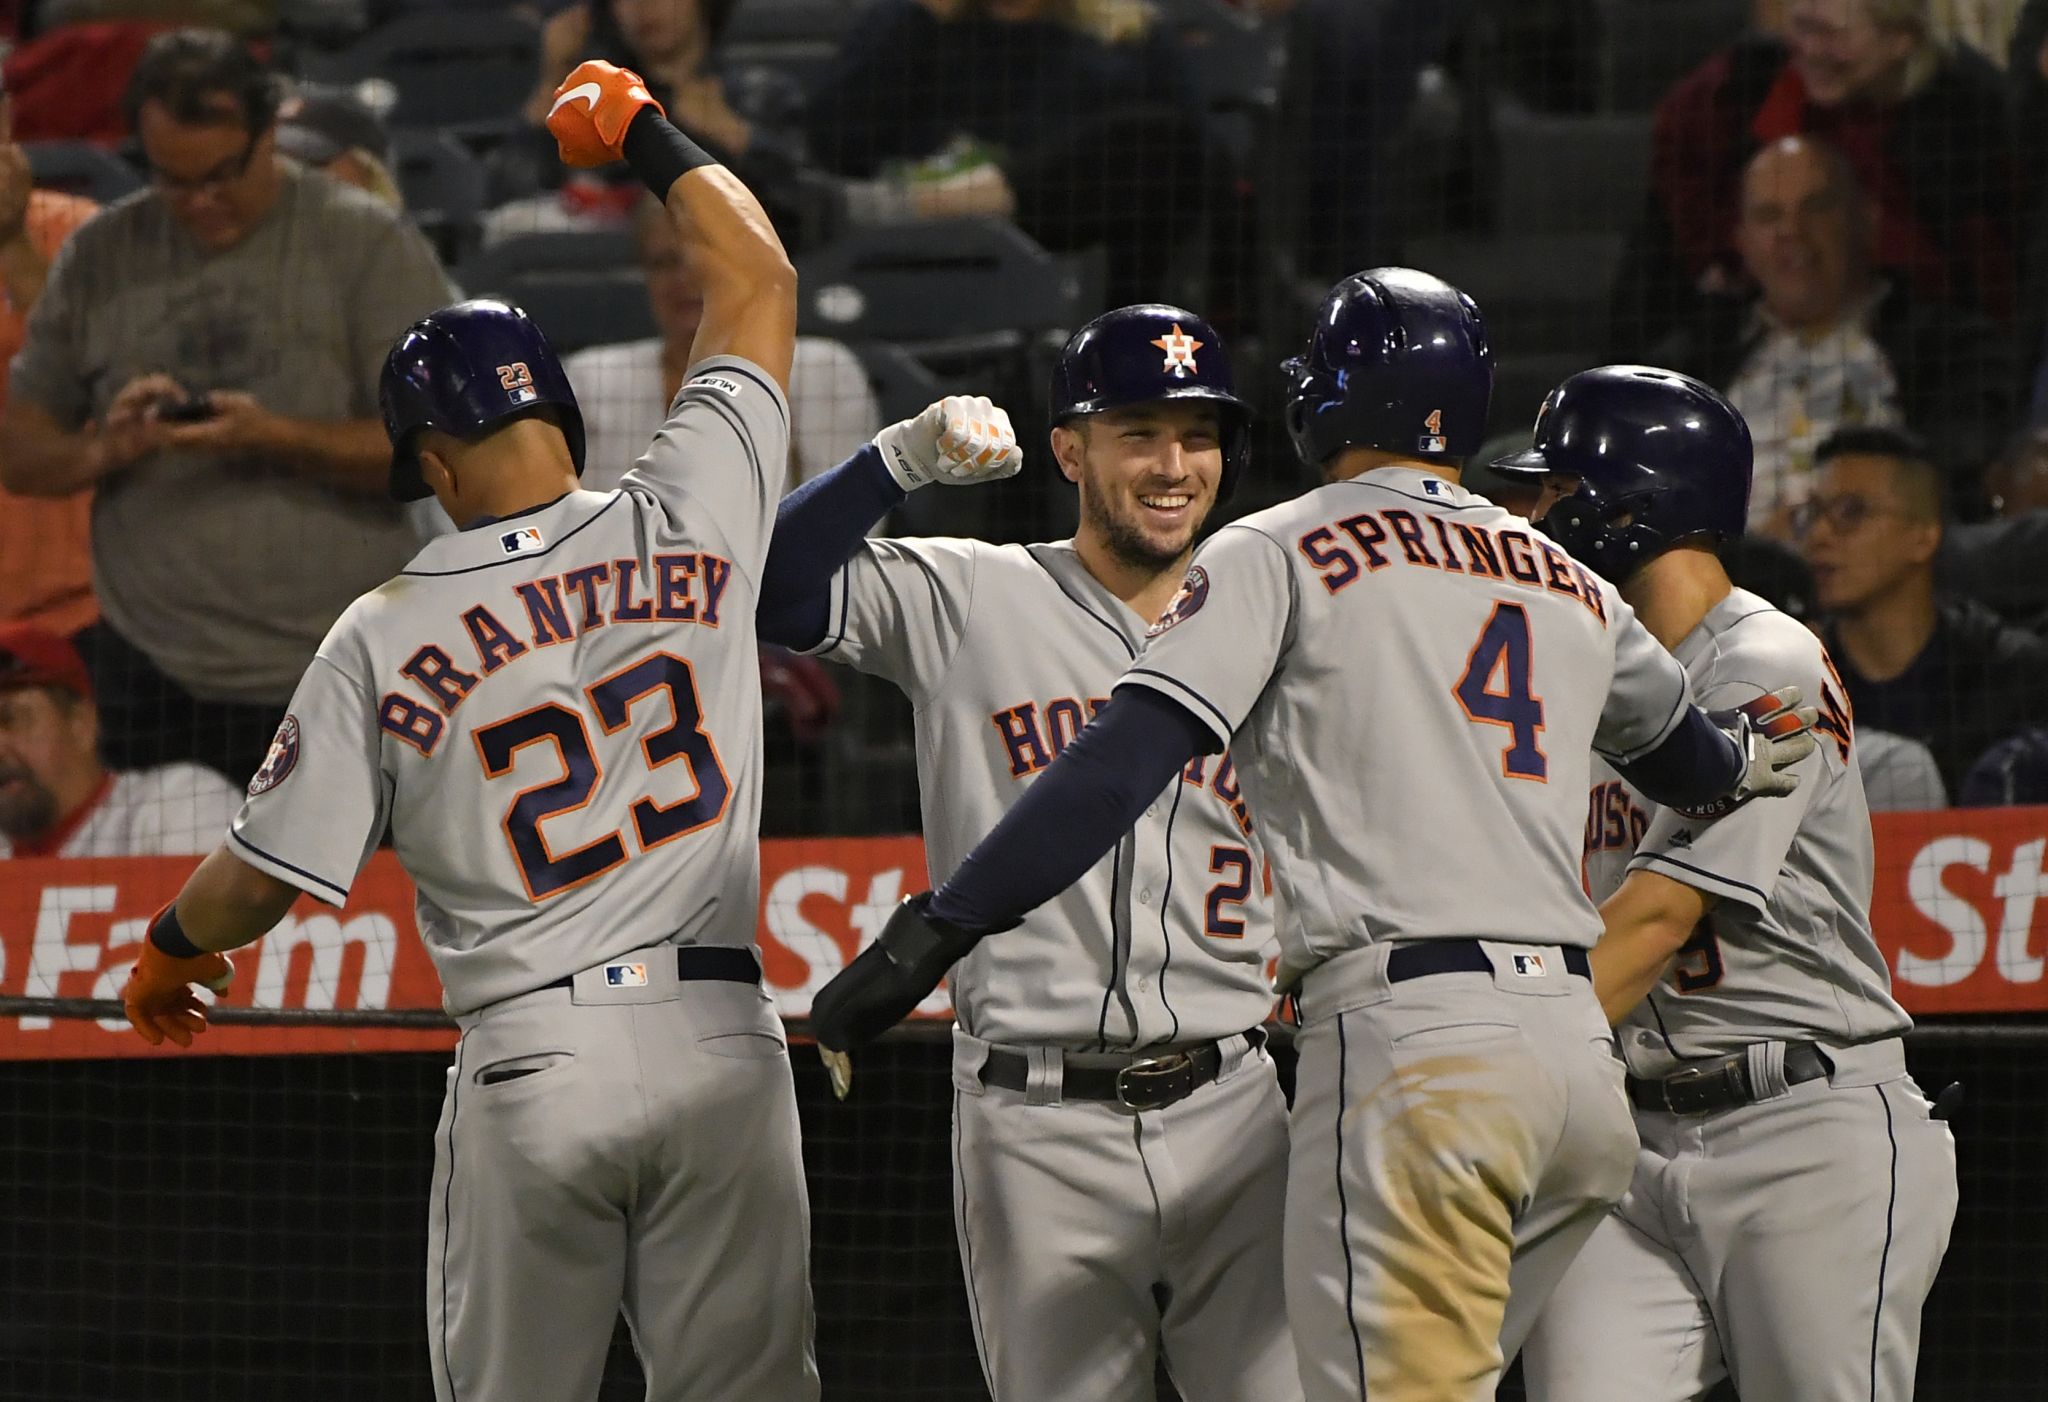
<box><xmin>380</xmin><ymin>299</ymin><xmax>586</xmax><ymax>503</ymax></box>
<box><xmin>1282</xmin><ymin>267</ymin><xmax>1492</xmax><ymax>470</ymax></box>
<box><xmin>1050</xmin><ymin>303</ymin><xmax>1251</xmax><ymax>500</ymax></box>
<box><xmin>1490</xmin><ymin>365</ymin><xmax>1753</xmax><ymax>583</ymax></box>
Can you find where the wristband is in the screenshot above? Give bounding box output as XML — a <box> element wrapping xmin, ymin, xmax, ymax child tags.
<box><xmin>622</xmin><ymin>108</ymin><xmax>719</xmax><ymax>199</ymax></box>
<box><xmin>147</xmin><ymin>902</ymin><xmax>207</xmax><ymax>959</ymax></box>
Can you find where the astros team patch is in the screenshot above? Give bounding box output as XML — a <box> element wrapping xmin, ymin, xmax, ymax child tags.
<box><xmin>247</xmin><ymin>715</ymin><xmax>301</xmax><ymax>796</ymax></box>
<box><xmin>1147</xmin><ymin>565</ymin><xmax>1210</xmax><ymax>637</ymax></box>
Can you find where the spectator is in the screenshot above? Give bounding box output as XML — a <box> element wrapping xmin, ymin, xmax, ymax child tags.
<box><xmin>806</xmin><ymin>0</ymin><xmax>1240</xmax><ymax>311</ymax></box>
<box><xmin>1957</xmin><ymin>724</ymin><xmax>2048</xmax><ymax>803</ymax></box>
<box><xmin>0</xmin><ymin>59</ymin><xmax>99</xmax><ymax>637</ymax></box>
<box><xmin>0</xmin><ymin>30</ymin><xmax>454</xmax><ymax>784</ymax></box>
<box><xmin>1798</xmin><ymin>424</ymin><xmax>2048</xmax><ymax>793</ymax></box>
<box><xmin>275</xmin><ymin>83</ymin><xmax>401</xmax><ymax>211</ymax></box>
<box><xmin>1614</xmin><ymin>0</ymin><xmax>2016</xmax><ymax>358</ymax></box>
<box><xmin>1936</xmin><ymin>428</ymin><xmax>2048</xmax><ymax>629</ymax></box>
<box><xmin>1653</xmin><ymin>135</ymin><xmax>2011</xmax><ymax>533</ymax></box>
<box><xmin>0</xmin><ymin>622</ymin><xmax>238</xmax><ymax>858</ymax></box>
<box><xmin>563</xmin><ymin>195</ymin><xmax>879</xmax><ymax>490</ymax></box>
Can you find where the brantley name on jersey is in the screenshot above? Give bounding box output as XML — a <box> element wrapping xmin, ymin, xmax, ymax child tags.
<box><xmin>376</xmin><ymin>547</ymin><xmax>737</xmax><ymax>756</ymax></box>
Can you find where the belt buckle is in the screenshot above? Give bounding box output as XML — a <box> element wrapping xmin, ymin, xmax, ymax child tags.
<box><xmin>1658</xmin><ymin>1062</ymin><xmax>1730</xmax><ymax>1115</ymax></box>
<box><xmin>1115</xmin><ymin>1052</ymin><xmax>1194</xmax><ymax>1111</ymax></box>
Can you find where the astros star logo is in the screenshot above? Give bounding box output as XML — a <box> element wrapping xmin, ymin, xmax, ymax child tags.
<box><xmin>1152</xmin><ymin>324</ymin><xmax>1203</xmax><ymax>377</ymax></box>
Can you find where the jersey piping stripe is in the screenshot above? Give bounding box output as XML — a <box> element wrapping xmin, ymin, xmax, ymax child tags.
<box><xmin>1095</xmin><ymin>836</ymin><xmax>1131</xmax><ymax>1051</ymax></box>
<box><xmin>1335</xmin><ymin>1012</ymin><xmax>1370</xmax><ymax>1397</ymax></box>
<box><xmin>1339</xmin><ymin>477</ymin><xmax>1494</xmax><ymax>512</ymax></box>
<box><xmin>1025</xmin><ymin>550</ymin><xmax>1137</xmax><ymax>659</ymax></box>
<box><xmin>1155</xmin><ymin>780</ymin><xmax>1185</xmax><ymax>1046</ymax></box>
<box><xmin>952</xmin><ymin>1090</ymin><xmax>1000</xmax><ymax>1400</ymax></box>
<box><xmin>226</xmin><ymin>829</ymin><xmax>350</xmax><ymax>905</ymax></box>
<box><xmin>402</xmin><ymin>492</ymin><xmax>628</xmax><ymax>578</ymax></box>
<box><xmin>1124</xmin><ymin>668</ymin><xmax>1232</xmax><ymax>743</ymax></box>
<box><xmin>814</xmin><ymin>562</ymin><xmax>856</xmax><ymax>657</ymax></box>
<box><xmin>1642</xmin><ymin>988</ymin><xmax>1686</xmax><ymax>1061</ymax></box>
<box><xmin>1868</xmin><ymin>1083</ymin><xmax>1900</xmax><ymax>1402</ymax></box>
<box><xmin>436</xmin><ymin>1034</ymin><xmax>465</xmax><ymax>1402</ymax></box>
<box><xmin>1633</xmin><ymin>851</ymin><xmax>1768</xmax><ymax>906</ymax></box>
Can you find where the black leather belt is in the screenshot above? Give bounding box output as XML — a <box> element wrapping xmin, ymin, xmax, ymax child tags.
<box><xmin>541</xmin><ymin>945</ymin><xmax>760</xmax><ymax>991</ymax></box>
<box><xmin>1386</xmin><ymin>940</ymin><xmax>1592</xmax><ymax>982</ymax></box>
<box><xmin>980</xmin><ymin>1029</ymin><xmax>1264</xmax><ymax>1111</ymax></box>
<box><xmin>1627</xmin><ymin>1041</ymin><xmax>1835</xmax><ymax>1115</ymax></box>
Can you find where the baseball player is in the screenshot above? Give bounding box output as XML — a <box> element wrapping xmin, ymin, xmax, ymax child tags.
<box><xmin>754</xmin><ymin>304</ymin><xmax>1300</xmax><ymax>1402</ymax></box>
<box><xmin>118</xmin><ymin>62</ymin><xmax>822</xmax><ymax>1401</ymax></box>
<box><xmin>807</xmin><ymin>269</ymin><xmax>1823</xmax><ymax>1402</ymax></box>
<box><xmin>1498</xmin><ymin>367</ymin><xmax>1958</xmax><ymax>1402</ymax></box>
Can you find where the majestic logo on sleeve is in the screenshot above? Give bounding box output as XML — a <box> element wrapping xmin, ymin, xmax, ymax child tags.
<box><xmin>1147</xmin><ymin>565</ymin><xmax>1210</xmax><ymax>637</ymax></box>
<box><xmin>1151</xmin><ymin>324</ymin><xmax>1203</xmax><ymax>377</ymax></box>
<box><xmin>247</xmin><ymin>715</ymin><xmax>301</xmax><ymax>796</ymax></box>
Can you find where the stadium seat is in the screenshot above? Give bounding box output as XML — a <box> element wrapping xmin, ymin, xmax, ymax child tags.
<box><xmin>1591</xmin><ymin>0</ymin><xmax>1751</xmax><ymax>110</ymax></box>
<box><xmin>455</xmin><ymin>229</ymin><xmax>655</xmax><ymax>356</ymax></box>
<box><xmin>23</xmin><ymin>140</ymin><xmax>142</xmax><ymax>204</ymax></box>
<box><xmin>794</xmin><ymin>217</ymin><xmax>1087</xmax><ymax>355</ymax></box>
<box><xmin>1492</xmin><ymin>100</ymin><xmax>1651</xmax><ymax>237</ymax></box>
<box><xmin>388</xmin><ymin>127</ymin><xmax>487</xmax><ymax>259</ymax></box>
<box><xmin>298</xmin><ymin>8</ymin><xmax>538</xmax><ymax>140</ymax></box>
<box><xmin>718</xmin><ymin>0</ymin><xmax>855</xmax><ymax>88</ymax></box>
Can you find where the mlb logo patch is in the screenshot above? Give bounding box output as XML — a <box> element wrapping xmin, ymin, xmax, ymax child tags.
<box><xmin>1423</xmin><ymin>478</ymin><xmax>1446</xmax><ymax>497</ymax></box>
<box><xmin>605</xmin><ymin>963</ymin><xmax>649</xmax><ymax>988</ymax></box>
<box><xmin>500</xmin><ymin>526</ymin><xmax>545</xmax><ymax>556</ymax></box>
<box><xmin>1511</xmin><ymin>952</ymin><xmax>1548</xmax><ymax>978</ymax></box>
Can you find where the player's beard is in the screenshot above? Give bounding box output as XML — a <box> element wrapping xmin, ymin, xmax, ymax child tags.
<box><xmin>0</xmin><ymin>766</ymin><xmax>58</xmax><ymax>842</ymax></box>
<box><xmin>1079</xmin><ymin>479</ymin><xmax>1206</xmax><ymax>574</ymax></box>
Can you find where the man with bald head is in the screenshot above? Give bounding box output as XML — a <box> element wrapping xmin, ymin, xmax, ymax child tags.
<box><xmin>1652</xmin><ymin>134</ymin><xmax>2011</xmax><ymax>535</ymax></box>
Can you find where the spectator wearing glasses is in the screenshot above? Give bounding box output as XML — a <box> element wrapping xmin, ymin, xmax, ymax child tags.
<box><xmin>0</xmin><ymin>29</ymin><xmax>454</xmax><ymax>785</ymax></box>
<box><xmin>1653</xmin><ymin>135</ymin><xmax>2011</xmax><ymax>536</ymax></box>
<box><xmin>0</xmin><ymin>622</ymin><xmax>238</xmax><ymax>859</ymax></box>
<box><xmin>0</xmin><ymin>58</ymin><xmax>100</xmax><ymax>638</ymax></box>
<box><xmin>1798</xmin><ymin>425</ymin><xmax>2048</xmax><ymax>795</ymax></box>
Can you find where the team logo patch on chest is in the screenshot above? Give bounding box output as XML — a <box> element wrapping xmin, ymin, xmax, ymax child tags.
<box><xmin>500</xmin><ymin>526</ymin><xmax>545</xmax><ymax>556</ymax></box>
<box><xmin>1511</xmin><ymin>952</ymin><xmax>1548</xmax><ymax>978</ymax></box>
<box><xmin>1147</xmin><ymin>565</ymin><xmax>1210</xmax><ymax>637</ymax></box>
<box><xmin>605</xmin><ymin>962</ymin><xmax>649</xmax><ymax>988</ymax></box>
<box><xmin>247</xmin><ymin>715</ymin><xmax>301</xmax><ymax>796</ymax></box>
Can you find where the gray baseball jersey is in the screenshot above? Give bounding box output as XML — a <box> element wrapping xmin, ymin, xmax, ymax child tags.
<box><xmin>1124</xmin><ymin>468</ymin><xmax>1691</xmax><ymax>986</ymax></box>
<box><xmin>1127</xmin><ymin>466</ymin><xmax>1682</xmax><ymax>1401</ymax></box>
<box><xmin>232</xmin><ymin>355</ymin><xmax>819</xmax><ymax>1401</ymax></box>
<box><xmin>805</xmin><ymin>530</ymin><xmax>1298</xmax><ymax>1402</ymax></box>
<box><xmin>1525</xmin><ymin>589</ymin><xmax>1951</xmax><ymax>1402</ymax></box>
<box><xmin>806</xmin><ymin>536</ymin><xmax>1276</xmax><ymax>1048</ymax></box>
<box><xmin>230</xmin><ymin>357</ymin><xmax>788</xmax><ymax>1016</ymax></box>
<box><xmin>1578</xmin><ymin>588</ymin><xmax>1911</xmax><ymax>1074</ymax></box>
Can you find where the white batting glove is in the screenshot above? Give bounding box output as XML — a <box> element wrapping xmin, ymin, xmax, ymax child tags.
<box><xmin>1678</xmin><ymin>686</ymin><xmax>1820</xmax><ymax>819</ymax></box>
<box><xmin>873</xmin><ymin>395</ymin><xmax>1024</xmax><ymax>492</ymax></box>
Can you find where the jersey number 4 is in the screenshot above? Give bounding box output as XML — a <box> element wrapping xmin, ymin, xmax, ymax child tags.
<box><xmin>474</xmin><ymin>651</ymin><xmax>731</xmax><ymax>900</ymax></box>
<box><xmin>1453</xmin><ymin>602</ymin><xmax>1547</xmax><ymax>780</ymax></box>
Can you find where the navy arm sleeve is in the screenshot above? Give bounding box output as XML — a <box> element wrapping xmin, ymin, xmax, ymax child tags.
<box><xmin>755</xmin><ymin>443</ymin><xmax>907</xmax><ymax>650</ymax></box>
<box><xmin>1613</xmin><ymin>705</ymin><xmax>1744</xmax><ymax>809</ymax></box>
<box><xmin>927</xmin><ymin>688</ymin><xmax>1212</xmax><ymax>932</ymax></box>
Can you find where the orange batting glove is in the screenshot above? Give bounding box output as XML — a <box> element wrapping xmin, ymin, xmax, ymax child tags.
<box><xmin>546</xmin><ymin>60</ymin><xmax>665</xmax><ymax>168</ymax></box>
<box><xmin>122</xmin><ymin>937</ymin><xmax>235</xmax><ymax>1049</ymax></box>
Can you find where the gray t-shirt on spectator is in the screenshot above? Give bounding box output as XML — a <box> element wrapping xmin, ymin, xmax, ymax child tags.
<box><xmin>10</xmin><ymin>163</ymin><xmax>454</xmax><ymax>703</ymax></box>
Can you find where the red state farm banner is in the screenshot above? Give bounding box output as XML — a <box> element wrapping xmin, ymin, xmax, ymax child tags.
<box><xmin>0</xmin><ymin>836</ymin><xmax>933</xmax><ymax>1061</ymax></box>
<box><xmin>2</xmin><ymin>813</ymin><xmax>2044</xmax><ymax>1059</ymax></box>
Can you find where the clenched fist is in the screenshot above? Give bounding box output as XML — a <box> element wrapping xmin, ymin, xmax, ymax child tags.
<box><xmin>873</xmin><ymin>395</ymin><xmax>1024</xmax><ymax>492</ymax></box>
<box><xmin>122</xmin><ymin>940</ymin><xmax>235</xmax><ymax>1049</ymax></box>
<box><xmin>546</xmin><ymin>60</ymin><xmax>665</xmax><ymax>168</ymax></box>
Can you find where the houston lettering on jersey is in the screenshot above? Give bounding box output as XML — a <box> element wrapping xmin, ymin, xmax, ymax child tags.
<box><xmin>989</xmin><ymin>693</ymin><xmax>1254</xmax><ymax>836</ymax></box>
<box><xmin>1295</xmin><ymin>509</ymin><xmax>1607</xmax><ymax>624</ymax></box>
<box><xmin>377</xmin><ymin>551</ymin><xmax>734</xmax><ymax>756</ymax></box>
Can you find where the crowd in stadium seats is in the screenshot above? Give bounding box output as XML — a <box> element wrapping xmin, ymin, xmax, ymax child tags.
<box><xmin>0</xmin><ymin>0</ymin><xmax>2045</xmax><ymax>856</ymax></box>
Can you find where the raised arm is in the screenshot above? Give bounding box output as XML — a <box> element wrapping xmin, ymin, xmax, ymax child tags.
<box><xmin>546</xmin><ymin>60</ymin><xmax>796</xmax><ymax>389</ymax></box>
